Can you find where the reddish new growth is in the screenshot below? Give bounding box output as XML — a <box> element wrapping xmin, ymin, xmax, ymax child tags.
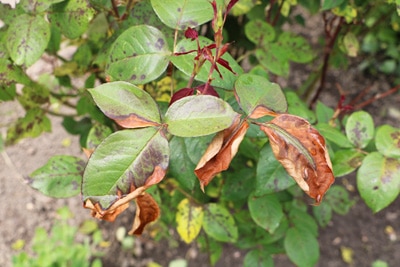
<box><xmin>171</xmin><ymin>0</ymin><xmax>238</xmax><ymax>105</ymax></box>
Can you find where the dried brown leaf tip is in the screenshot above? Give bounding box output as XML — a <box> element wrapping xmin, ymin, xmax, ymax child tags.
<box><xmin>129</xmin><ymin>193</ymin><xmax>160</xmax><ymax>235</ymax></box>
<box><xmin>260</xmin><ymin>114</ymin><xmax>335</xmax><ymax>204</ymax></box>
<box><xmin>195</xmin><ymin>116</ymin><xmax>249</xmax><ymax>190</ymax></box>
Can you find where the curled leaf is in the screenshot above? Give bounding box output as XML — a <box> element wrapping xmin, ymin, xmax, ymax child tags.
<box><xmin>129</xmin><ymin>192</ymin><xmax>160</xmax><ymax>235</ymax></box>
<box><xmin>82</xmin><ymin>128</ymin><xmax>169</xmax><ymax>223</ymax></box>
<box><xmin>260</xmin><ymin>114</ymin><xmax>334</xmax><ymax>204</ymax></box>
<box><xmin>195</xmin><ymin>116</ymin><xmax>249</xmax><ymax>190</ymax></box>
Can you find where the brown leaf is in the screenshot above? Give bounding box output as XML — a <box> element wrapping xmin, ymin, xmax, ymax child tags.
<box><xmin>129</xmin><ymin>192</ymin><xmax>160</xmax><ymax>235</ymax></box>
<box><xmin>260</xmin><ymin>114</ymin><xmax>334</xmax><ymax>204</ymax></box>
<box><xmin>113</xmin><ymin>114</ymin><xmax>161</xmax><ymax>129</ymax></box>
<box><xmin>249</xmin><ymin>106</ymin><xmax>278</xmax><ymax>119</ymax></box>
<box><xmin>195</xmin><ymin>116</ymin><xmax>249</xmax><ymax>190</ymax></box>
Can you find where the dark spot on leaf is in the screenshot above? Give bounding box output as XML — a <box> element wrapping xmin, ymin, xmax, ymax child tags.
<box><xmin>140</xmin><ymin>74</ymin><xmax>146</xmax><ymax>80</ymax></box>
<box><xmin>177</xmin><ymin>7</ymin><xmax>181</xmax><ymax>12</ymax></box>
<box><xmin>131</xmin><ymin>74</ymin><xmax>137</xmax><ymax>80</ymax></box>
<box><xmin>373</xmin><ymin>186</ymin><xmax>379</xmax><ymax>190</ymax></box>
<box><xmin>155</xmin><ymin>38</ymin><xmax>165</xmax><ymax>50</ymax></box>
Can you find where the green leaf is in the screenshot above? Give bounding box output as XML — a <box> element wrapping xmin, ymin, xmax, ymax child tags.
<box><xmin>203</xmin><ymin>203</ymin><xmax>238</xmax><ymax>242</ymax></box>
<box><xmin>0</xmin><ymin>84</ymin><xmax>16</xmax><ymax>101</ymax></box>
<box><xmin>345</xmin><ymin>111</ymin><xmax>374</xmax><ymax>148</ymax></box>
<box><xmin>375</xmin><ymin>125</ymin><xmax>400</xmax><ymax>159</ymax></box>
<box><xmin>165</xmin><ymin>95</ymin><xmax>237</xmax><ymax>137</ymax></box>
<box><xmin>278</xmin><ymin>32</ymin><xmax>314</xmax><ymax>63</ymax></box>
<box><xmin>221</xmin><ymin>167</ymin><xmax>255</xmax><ymax>202</ymax></box>
<box><xmin>285</xmin><ymin>91</ymin><xmax>316</xmax><ymax>123</ymax></box>
<box><xmin>321</xmin><ymin>0</ymin><xmax>345</xmax><ymax>10</ymax></box>
<box><xmin>82</xmin><ymin>128</ymin><xmax>169</xmax><ymax>210</ymax></box>
<box><xmin>106</xmin><ymin>25</ymin><xmax>171</xmax><ymax>84</ymax></box>
<box><xmin>6</xmin><ymin>14</ymin><xmax>50</xmax><ymax>66</ymax></box>
<box><xmin>245</xmin><ymin>19</ymin><xmax>275</xmax><ymax>44</ymax></box>
<box><xmin>255</xmin><ymin>44</ymin><xmax>289</xmax><ymax>77</ymax></box>
<box><xmin>86</xmin><ymin>123</ymin><xmax>113</xmax><ymax>150</ymax></box>
<box><xmin>343</xmin><ymin>32</ymin><xmax>359</xmax><ymax>57</ymax></box>
<box><xmin>325</xmin><ymin>185</ymin><xmax>354</xmax><ymax>215</ymax></box>
<box><xmin>248</xmin><ymin>192</ymin><xmax>283</xmax><ymax>234</ymax></box>
<box><xmin>234</xmin><ymin>73</ymin><xmax>287</xmax><ymax>117</ymax></box>
<box><xmin>171</xmin><ymin>37</ymin><xmax>243</xmax><ymax>90</ymax></box>
<box><xmin>151</xmin><ymin>0</ymin><xmax>215</xmax><ymax>30</ymax></box>
<box><xmin>312</xmin><ymin>201</ymin><xmax>332</xmax><ymax>227</ymax></box>
<box><xmin>288</xmin><ymin>208</ymin><xmax>318</xmax><ymax>237</ymax></box>
<box><xmin>176</xmin><ymin>198</ymin><xmax>204</xmax><ymax>244</ymax></box>
<box><xmin>315</xmin><ymin>101</ymin><xmax>335</xmax><ymax>124</ymax></box>
<box><xmin>316</xmin><ymin>123</ymin><xmax>353</xmax><ymax>148</ymax></box>
<box><xmin>255</xmin><ymin>144</ymin><xmax>295</xmax><ymax>196</ymax></box>
<box><xmin>357</xmin><ymin>152</ymin><xmax>400</xmax><ymax>213</ymax></box>
<box><xmin>6</xmin><ymin>108</ymin><xmax>51</xmax><ymax>144</ymax></box>
<box><xmin>168</xmin><ymin>136</ymin><xmax>198</xmax><ymax>190</ymax></box>
<box><xmin>49</xmin><ymin>0</ymin><xmax>95</xmax><ymax>39</ymax></box>
<box><xmin>89</xmin><ymin>81</ymin><xmax>161</xmax><ymax>127</ymax></box>
<box><xmin>28</xmin><ymin>156</ymin><xmax>85</xmax><ymax>198</ymax></box>
<box><xmin>332</xmin><ymin>149</ymin><xmax>365</xmax><ymax>177</ymax></box>
<box><xmin>243</xmin><ymin>250</ymin><xmax>274</xmax><ymax>267</ymax></box>
<box><xmin>284</xmin><ymin>227</ymin><xmax>319</xmax><ymax>267</ymax></box>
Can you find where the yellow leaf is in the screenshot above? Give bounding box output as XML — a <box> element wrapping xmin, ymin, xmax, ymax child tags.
<box><xmin>340</xmin><ymin>246</ymin><xmax>354</xmax><ymax>264</ymax></box>
<box><xmin>11</xmin><ymin>239</ymin><xmax>25</xmax><ymax>250</ymax></box>
<box><xmin>176</xmin><ymin>198</ymin><xmax>204</xmax><ymax>244</ymax></box>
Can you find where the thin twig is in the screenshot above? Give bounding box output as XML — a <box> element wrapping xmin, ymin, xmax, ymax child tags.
<box><xmin>354</xmin><ymin>84</ymin><xmax>400</xmax><ymax>110</ymax></box>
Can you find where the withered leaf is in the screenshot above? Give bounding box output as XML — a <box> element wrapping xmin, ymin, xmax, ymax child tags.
<box><xmin>129</xmin><ymin>192</ymin><xmax>160</xmax><ymax>235</ymax></box>
<box><xmin>195</xmin><ymin>116</ymin><xmax>249</xmax><ymax>190</ymax></box>
<box><xmin>260</xmin><ymin>114</ymin><xmax>334</xmax><ymax>204</ymax></box>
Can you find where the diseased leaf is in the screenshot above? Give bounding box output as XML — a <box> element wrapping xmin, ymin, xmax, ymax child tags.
<box><xmin>357</xmin><ymin>152</ymin><xmax>400</xmax><ymax>213</ymax></box>
<box><xmin>6</xmin><ymin>14</ymin><xmax>50</xmax><ymax>66</ymax></box>
<box><xmin>28</xmin><ymin>155</ymin><xmax>85</xmax><ymax>198</ymax></box>
<box><xmin>277</xmin><ymin>32</ymin><xmax>314</xmax><ymax>63</ymax></box>
<box><xmin>195</xmin><ymin>117</ymin><xmax>249</xmax><ymax>190</ymax></box>
<box><xmin>375</xmin><ymin>125</ymin><xmax>400</xmax><ymax>159</ymax></box>
<box><xmin>86</xmin><ymin>123</ymin><xmax>113</xmax><ymax>150</ymax></box>
<box><xmin>82</xmin><ymin>128</ymin><xmax>169</xmax><ymax>221</ymax></box>
<box><xmin>203</xmin><ymin>203</ymin><xmax>238</xmax><ymax>242</ymax></box>
<box><xmin>176</xmin><ymin>198</ymin><xmax>204</xmax><ymax>243</ymax></box>
<box><xmin>260</xmin><ymin>114</ymin><xmax>335</xmax><ymax>204</ymax></box>
<box><xmin>0</xmin><ymin>59</ymin><xmax>32</xmax><ymax>86</ymax></box>
<box><xmin>234</xmin><ymin>73</ymin><xmax>287</xmax><ymax>118</ymax></box>
<box><xmin>255</xmin><ymin>44</ymin><xmax>289</xmax><ymax>77</ymax></box>
<box><xmin>151</xmin><ymin>0</ymin><xmax>215</xmax><ymax>30</ymax></box>
<box><xmin>106</xmin><ymin>25</ymin><xmax>171</xmax><ymax>84</ymax></box>
<box><xmin>332</xmin><ymin>149</ymin><xmax>365</xmax><ymax>177</ymax></box>
<box><xmin>165</xmin><ymin>95</ymin><xmax>238</xmax><ymax>137</ymax></box>
<box><xmin>245</xmin><ymin>19</ymin><xmax>275</xmax><ymax>44</ymax></box>
<box><xmin>129</xmin><ymin>193</ymin><xmax>160</xmax><ymax>235</ymax></box>
<box><xmin>49</xmin><ymin>0</ymin><xmax>95</xmax><ymax>39</ymax></box>
<box><xmin>89</xmin><ymin>81</ymin><xmax>161</xmax><ymax>128</ymax></box>
<box><xmin>6</xmin><ymin>108</ymin><xmax>51</xmax><ymax>144</ymax></box>
<box><xmin>345</xmin><ymin>111</ymin><xmax>374</xmax><ymax>148</ymax></box>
